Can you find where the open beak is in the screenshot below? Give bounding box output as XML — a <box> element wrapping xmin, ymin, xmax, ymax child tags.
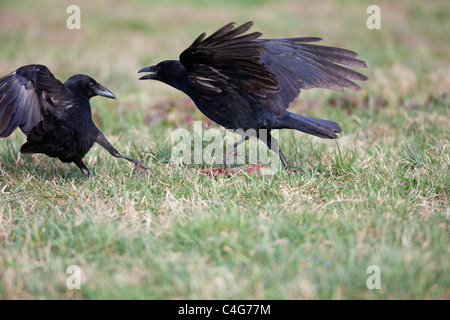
<box><xmin>138</xmin><ymin>65</ymin><xmax>157</xmax><ymax>80</ymax></box>
<box><xmin>93</xmin><ymin>84</ymin><xmax>116</xmax><ymax>99</ymax></box>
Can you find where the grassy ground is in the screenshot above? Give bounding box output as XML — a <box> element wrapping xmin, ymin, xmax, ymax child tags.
<box><xmin>0</xmin><ymin>0</ymin><xmax>449</xmax><ymax>299</ymax></box>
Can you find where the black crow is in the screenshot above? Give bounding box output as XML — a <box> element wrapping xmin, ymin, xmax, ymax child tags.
<box><xmin>0</xmin><ymin>64</ymin><xmax>149</xmax><ymax>176</ymax></box>
<box><xmin>138</xmin><ymin>21</ymin><xmax>368</xmax><ymax>171</ymax></box>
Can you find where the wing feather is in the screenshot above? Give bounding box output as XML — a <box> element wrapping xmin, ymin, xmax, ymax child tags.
<box><xmin>180</xmin><ymin>21</ymin><xmax>279</xmax><ymax>97</ymax></box>
<box><xmin>0</xmin><ymin>64</ymin><xmax>76</xmax><ymax>137</ymax></box>
<box><xmin>178</xmin><ymin>22</ymin><xmax>368</xmax><ymax>116</ymax></box>
<box><xmin>258</xmin><ymin>38</ymin><xmax>368</xmax><ymax>114</ymax></box>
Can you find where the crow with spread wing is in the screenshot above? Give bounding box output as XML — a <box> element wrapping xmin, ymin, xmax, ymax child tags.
<box><xmin>139</xmin><ymin>21</ymin><xmax>367</xmax><ymax>171</ymax></box>
<box><xmin>0</xmin><ymin>64</ymin><xmax>149</xmax><ymax>176</ymax></box>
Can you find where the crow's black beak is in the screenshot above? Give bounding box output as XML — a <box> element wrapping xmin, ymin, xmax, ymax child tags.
<box><xmin>93</xmin><ymin>84</ymin><xmax>116</xmax><ymax>99</ymax></box>
<box><xmin>138</xmin><ymin>65</ymin><xmax>157</xmax><ymax>80</ymax></box>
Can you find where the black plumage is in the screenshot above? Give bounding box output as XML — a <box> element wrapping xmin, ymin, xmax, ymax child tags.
<box><xmin>139</xmin><ymin>21</ymin><xmax>368</xmax><ymax>170</ymax></box>
<box><xmin>0</xmin><ymin>64</ymin><xmax>149</xmax><ymax>176</ymax></box>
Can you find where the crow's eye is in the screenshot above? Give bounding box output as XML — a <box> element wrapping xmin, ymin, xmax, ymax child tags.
<box><xmin>88</xmin><ymin>82</ymin><xmax>95</xmax><ymax>87</ymax></box>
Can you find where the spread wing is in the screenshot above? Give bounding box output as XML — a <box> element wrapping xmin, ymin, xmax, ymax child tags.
<box><xmin>0</xmin><ymin>64</ymin><xmax>76</xmax><ymax>137</ymax></box>
<box><xmin>179</xmin><ymin>21</ymin><xmax>279</xmax><ymax>97</ymax></box>
<box><xmin>179</xmin><ymin>22</ymin><xmax>368</xmax><ymax>116</ymax></box>
<box><xmin>258</xmin><ymin>38</ymin><xmax>368</xmax><ymax>115</ymax></box>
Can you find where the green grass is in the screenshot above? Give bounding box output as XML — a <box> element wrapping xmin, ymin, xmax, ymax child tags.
<box><xmin>0</xmin><ymin>0</ymin><xmax>449</xmax><ymax>299</ymax></box>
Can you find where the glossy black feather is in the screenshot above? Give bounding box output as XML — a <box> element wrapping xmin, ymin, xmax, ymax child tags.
<box><xmin>0</xmin><ymin>64</ymin><xmax>147</xmax><ymax>176</ymax></box>
<box><xmin>139</xmin><ymin>22</ymin><xmax>368</xmax><ymax>170</ymax></box>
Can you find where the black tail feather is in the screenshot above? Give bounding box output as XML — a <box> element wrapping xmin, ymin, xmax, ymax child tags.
<box><xmin>279</xmin><ymin>112</ymin><xmax>342</xmax><ymax>139</ymax></box>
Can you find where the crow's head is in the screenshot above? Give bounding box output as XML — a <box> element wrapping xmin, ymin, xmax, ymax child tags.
<box><xmin>138</xmin><ymin>60</ymin><xmax>188</xmax><ymax>92</ymax></box>
<box><xmin>65</xmin><ymin>74</ymin><xmax>116</xmax><ymax>100</ymax></box>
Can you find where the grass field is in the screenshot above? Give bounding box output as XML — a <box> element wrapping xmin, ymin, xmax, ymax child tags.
<box><xmin>0</xmin><ymin>0</ymin><xmax>449</xmax><ymax>299</ymax></box>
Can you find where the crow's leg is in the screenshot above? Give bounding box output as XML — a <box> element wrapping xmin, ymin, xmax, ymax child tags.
<box><xmin>223</xmin><ymin>135</ymin><xmax>250</xmax><ymax>168</ymax></box>
<box><xmin>95</xmin><ymin>131</ymin><xmax>151</xmax><ymax>175</ymax></box>
<box><xmin>73</xmin><ymin>158</ymin><xmax>91</xmax><ymax>176</ymax></box>
<box><xmin>262</xmin><ymin>131</ymin><xmax>298</xmax><ymax>172</ymax></box>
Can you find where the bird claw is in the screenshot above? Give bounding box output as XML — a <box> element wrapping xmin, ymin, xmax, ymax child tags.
<box><xmin>224</xmin><ymin>152</ymin><xmax>248</xmax><ymax>164</ymax></box>
<box><xmin>132</xmin><ymin>161</ymin><xmax>152</xmax><ymax>176</ymax></box>
<box><xmin>284</xmin><ymin>167</ymin><xmax>303</xmax><ymax>174</ymax></box>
